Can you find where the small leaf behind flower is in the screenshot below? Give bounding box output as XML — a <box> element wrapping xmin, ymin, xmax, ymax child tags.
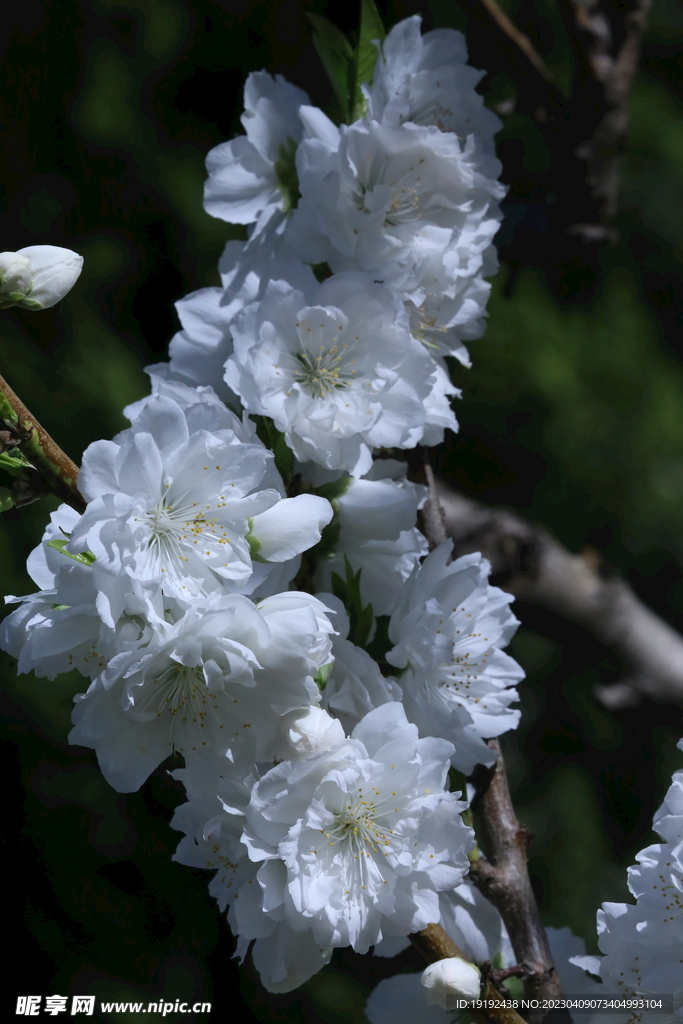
<box><xmin>47</xmin><ymin>537</ymin><xmax>96</xmax><ymax>566</ymax></box>
<box><xmin>353</xmin><ymin>0</ymin><xmax>385</xmax><ymax>120</ymax></box>
<box><xmin>331</xmin><ymin>556</ymin><xmax>374</xmax><ymax>649</ymax></box>
<box><xmin>307</xmin><ymin>13</ymin><xmax>355</xmax><ymax>123</ymax></box>
<box><xmin>307</xmin><ymin>0</ymin><xmax>384</xmax><ymax>124</ymax></box>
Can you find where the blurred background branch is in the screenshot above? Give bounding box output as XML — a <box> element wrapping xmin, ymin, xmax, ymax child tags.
<box><xmin>563</xmin><ymin>0</ymin><xmax>655</xmax><ymax>239</ymax></box>
<box><xmin>438</xmin><ymin>479</ymin><xmax>683</xmax><ymax>711</ymax></box>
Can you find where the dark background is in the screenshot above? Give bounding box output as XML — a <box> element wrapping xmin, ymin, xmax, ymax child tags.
<box><xmin>1</xmin><ymin>0</ymin><xmax>682</xmax><ymax>1020</ymax></box>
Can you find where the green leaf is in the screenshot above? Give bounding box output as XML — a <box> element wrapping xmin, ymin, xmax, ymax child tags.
<box><xmin>307</xmin><ymin>12</ymin><xmax>355</xmax><ymax>123</ymax></box>
<box><xmin>311</xmin><ymin>261</ymin><xmax>333</xmax><ymax>283</ymax></box>
<box><xmin>314</xmin><ymin>661</ymin><xmax>334</xmax><ymax>691</ymax></box>
<box><xmin>364</xmin><ymin>613</ymin><xmax>392</xmax><ymax>663</ymax></box>
<box><xmin>253</xmin><ymin>415</ymin><xmax>295</xmax><ymax>488</ymax></box>
<box><xmin>273</xmin><ymin>431</ymin><xmax>294</xmax><ymax>485</ymax></box>
<box><xmin>308</xmin><ymin>2</ymin><xmax>385</xmax><ymax>124</ymax></box>
<box><xmin>47</xmin><ymin>537</ymin><xmax>97</xmax><ymax>566</ymax></box>
<box><xmin>330</xmin><ymin>556</ymin><xmax>374</xmax><ymax>649</ymax></box>
<box><xmin>312</xmin><ymin>475</ymin><xmax>352</xmax><ymax>502</ymax></box>
<box><xmin>0</xmin><ymin>486</ymin><xmax>15</xmax><ymax>512</ymax></box>
<box><xmin>273</xmin><ymin>136</ymin><xmax>301</xmax><ymax>213</ymax></box>
<box><xmin>448</xmin><ymin>766</ymin><xmax>468</xmax><ymax>798</ymax></box>
<box><xmin>353</xmin><ymin>0</ymin><xmax>385</xmax><ymax>120</ymax></box>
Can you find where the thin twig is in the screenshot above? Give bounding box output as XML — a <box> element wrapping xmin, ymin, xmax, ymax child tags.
<box><xmin>409</xmin><ymin>926</ymin><xmax>529</xmax><ymax>1024</ymax></box>
<box><xmin>470</xmin><ymin>741</ymin><xmax>569</xmax><ymax>1024</ymax></box>
<box><xmin>0</xmin><ymin>373</ymin><xmax>86</xmax><ymax>514</ymax></box>
<box><xmin>475</xmin><ymin>0</ymin><xmax>557</xmax><ymax>85</ymax></box>
<box><xmin>436</xmin><ymin>480</ymin><xmax>683</xmax><ymax>710</ymax></box>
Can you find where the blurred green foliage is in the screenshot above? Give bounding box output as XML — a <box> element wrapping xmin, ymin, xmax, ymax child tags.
<box><xmin>1</xmin><ymin>0</ymin><xmax>683</xmax><ymax>1020</ymax></box>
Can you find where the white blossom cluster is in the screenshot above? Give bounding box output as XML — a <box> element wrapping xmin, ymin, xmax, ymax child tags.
<box><xmin>575</xmin><ymin>738</ymin><xmax>683</xmax><ymax>1024</ymax></box>
<box><xmin>0</xmin><ymin>15</ymin><xmax>528</xmax><ymax>996</ymax></box>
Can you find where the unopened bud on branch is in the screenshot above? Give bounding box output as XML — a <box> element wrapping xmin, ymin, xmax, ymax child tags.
<box><xmin>421</xmin><ymin>956</ymin><xmax>482</xmax><ymax>1009</ymax></box>
<box><xmin>0</xmin><ymin>253</ymin><xmax>32</xmax><ymax>308</ymax></box>
<box><xmin>0</xmin><ymin>245</ymin><xmax>83</xmax><ymax>310</ymax></box>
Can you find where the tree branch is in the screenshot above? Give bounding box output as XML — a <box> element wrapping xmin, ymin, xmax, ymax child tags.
<box><xmin>409</xmin><ymin>925</ymin><xmax>529</xmax><ymax>1024</ymax></box>
<box><xmin>563</xmin><ymin>0</ymin><xmax>654</xmax><ymax>238</ymax></box>
<box><xmin>470</xmin><ymin>741</ymin><xmax>568</xmax><ymax>1024</ymax></box>
<box><xmin>435</xmin><ymin>480</ymin><xmax>683</xmax><ymax>710</ymax></box>
<box><xmin>0</xmin><ymin>372</ymin><xmax>86</xmax><ymax>514</ymax></box>
<box><xmin>411</xmin><ymin>459</ymin><xmax>567</xmax><ymax>1022</ymax></box>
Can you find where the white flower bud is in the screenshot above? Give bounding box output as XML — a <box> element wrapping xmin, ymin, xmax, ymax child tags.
<box><xmin>0</xmin><ymin>252</ymin><xmax>32</xmax><ymax>308</ymax></box>
<box><xmin>16</xmin><ymin>245</ymin><xmax>83</xmax><ymax>310</ymax></box>
<box><xmin>421</xmin><ymin>956</ymin><xmax>481</xmax><ymax>1009</ymax></box>
<box><xmin>278</xmin><ymin>706</ymin><xmax>345</xmax><ymax>760</ymax></box>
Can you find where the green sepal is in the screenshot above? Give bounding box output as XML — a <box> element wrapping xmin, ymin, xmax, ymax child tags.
<box><xmin>245</xmin><ymin>518</ymin><xmax>269</xmax><ymax>563</ymax></box>
<box><xmin>312</xmin><ymin>475</ymin><xmax>352</xmax><ymax>502</ymax></box>
<box><xmin>0</xmin><ymin>392</ymin><xmax>19</xmax><ymax>428</ymax></box>
<box><xmin>311</xmin><ymin>262</ymin><xmax>332</xmax><ymax>283</ymax></box>
<box><xmin>46</xmin><ymin>537</ymin><xmax>96</xmax><ymax>566</ymax></box>
<box><xmin>331</xmin><ymin>556</ymin><xmax>374</xmax><ymax>649</ymax></box>
<box><xmin>353</xmin><ymin>0</ymin><xmax>385</xmax><ymax>121</ymax></box>
<box><xmin>0</xmin><ymin>448</ymin><xmax>34</xmax><ymax>478</ymax></box>
<box><xmin>274</xmin><ymin>135</ymin><xmax>301</xmax><ymax>213</ymax></box>
<box><xmin>307</xmin><ymin>12</ymin><xmax>356</xmax><ymax>123</ymax></box>
<box><xmin>314</xmin><ymin>661</ymin><xmax>334</xmax><ymax>691</ymax></box>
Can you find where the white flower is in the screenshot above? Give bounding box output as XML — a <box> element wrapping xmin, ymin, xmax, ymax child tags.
<box><xmin>365</xmin><ymin>16</ymin><xmax>502</xmax><ymax>172</ymax></box>
<box><xmin>69</xmin><ymin>387</ymin><xmax>332</xmax><ymax>599</ymax></box>
<box><xmin>287</xmin><ymin>115</ymin><xmax>504</xmax><ymax>280</ymax></box>
<box><xmin>171</xmin><ymin>753</ymin><xmax>333</xmax><ymax>993</ymax></box>
<box><xmin>401</xmin><ymin>247</ymin><xmax>498</xmax><ymax>364</ymax></box>
<box><xmin>311</xmin><ymin>459</ymin><xmax>427</xmax><ymax>616</ymax></box>
<box><xmin>0</xmin><ymin>246</ymin><xmax>83</xmax><ymax>310</ymax></box>
<box><xmin>0</xmin><ymin>504</ymin><xmax>162</xmax><ymax>678</ymax></box>
<box><xmin>387</xmin><ymin>542</ymin><xmax>523</xmax><ymax>774</ymax></box>
<box><xmin>421</xmin><ymin>956</ymin><xmax>481</xmax><ymax>1007</ymax></box>
<box><xmin>172</xmin><ymin>754</ymin><xmax>257</xmax><ymax>907</ymax></box>
<box><xmin>277</xmin><ymin>706</ymin><xmax>346</xmax><ymax>760</ymax></box>
<box><xmin>145</xmin><ymin>285</ymin><xmax>237</xmax><ymax>405</ymax></box>
<box><xmin>653</xmin><ymin>739</ymin><xmax>683</xmax><ymax>845</ymax></box>
<box><xmin>238</xmin><ymin>703</ymin><xmax>473</xmax><ymax>976</ymax></box>
<box><xmin>420</xmin><ymin>358</ymin><xmax>461</xmax><ymax>447</ymax></box>
<box><xmin>217</xmin><ymin>231</ymin><xmax>319</xmax><ymax>313</ymax></box>
<box><xmin>226</xmin><ymin>272</ymin><xmax>455</xmax><ymax>475</ymax></box>
<box><xmin>69</xmin><ymin>589</ymin><xmax>335</xmax><ymax>791</ymax></box>
<box><xmin>373</xmin><ymin>879</ymin><xmax>515</xmax><ymax>963</ymax></box>
<box><xmin>204</xmin><ymin>71</ymin><xmax>308</xmax><ymax>237</ymax></box>
<box><xmin>145</xmin><ymin>245</ymin><xmax>318</xmax><ymax>402</ymax></box>
<box><xmin>593</xmin><ymin>740</ymin><xmax>683</xmax><ymax>1021</ymax></box>
<box><xmin>317</xmin><ymin>595</ymin><xmax>402</xmax><ymax>732</ymax></box>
